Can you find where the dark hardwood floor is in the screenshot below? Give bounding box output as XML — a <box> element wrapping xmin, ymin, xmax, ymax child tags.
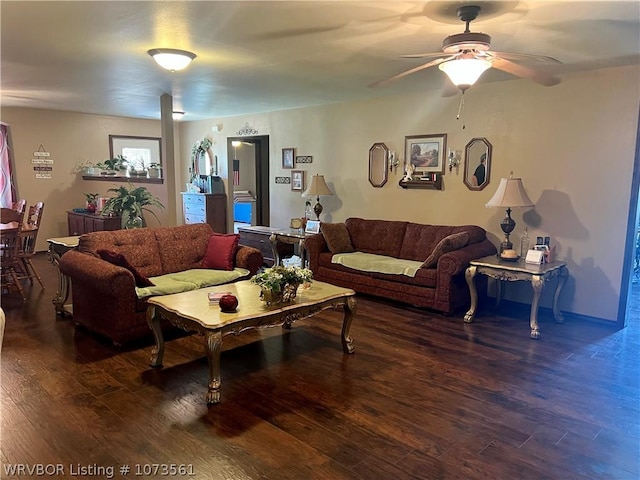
<box><xmin>1</xmin><ymin>253</ymin><xmax>638</xmax><ymax>479</ymax></box>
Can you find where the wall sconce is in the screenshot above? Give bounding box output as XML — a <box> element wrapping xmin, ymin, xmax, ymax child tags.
<box><xmin>388</xmin><ymin>151</ymin><xmax>400</xmax><ymax>172</ymax></box>
<box><xmin>448</xmin><ymin>150</ymin><xmax>459</xmax><ymax>172</ymax></box>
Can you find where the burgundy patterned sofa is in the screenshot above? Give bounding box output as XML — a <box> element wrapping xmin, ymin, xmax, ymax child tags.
<box><xmin>59</xmin><ymin>223</ymin><xmax>262</xmax><ymax>345</ymax></box>
<box><xmin>305</xmin><ymin>218</ymin><xmax>497</xmax><ymax>314</ymax></box>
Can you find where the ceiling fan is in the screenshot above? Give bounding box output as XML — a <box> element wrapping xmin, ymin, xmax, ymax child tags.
<box><xmin>370</xmin><ymin>5</ymin><xmax>561</xmax><ymax>91</ymax></box>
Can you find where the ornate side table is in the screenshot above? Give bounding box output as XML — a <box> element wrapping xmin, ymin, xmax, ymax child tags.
<box><xmin>46</xmin><ymin>236</ymin><xmax>80</xmax><ymax>317</ymax></box>
<box><xmin>464</xmin><ymin>255</ymin><xmax>568</xmax><ymax>339</ymax></box>
<box><xmin>270</xmin><ymin>228</ymin><xmax>313</xmax><ymax>267</ymax></box>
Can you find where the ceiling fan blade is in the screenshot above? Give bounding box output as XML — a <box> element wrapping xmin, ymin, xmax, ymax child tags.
<box><xmin>401</xmin><ymin>52</ymin><xmax>452</xmax><ymax>59</ymax></box>
<box><xmin>490</xmin><ymin>57</ymin><xmax>561</xmax><ymax>86</ymax></box>
<box><xmin>369</xmin><ymin>55</ymin><xmax>456</xmax><ymax>88</ymax></box>
<box><xmin>489</xmin><ymin>51</ymin><xmax>562</xmax><ymax>64</ymax></box>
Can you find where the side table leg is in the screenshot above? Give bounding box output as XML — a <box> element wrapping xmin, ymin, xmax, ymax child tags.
<box><xmin>530</xmin><ymin>275</ymin><xmax>545</xmax><ymax>339</ymax></box>
<box><xmin>552</xmin><ymin>267</ymin><xmax>568</xmax><ymax>324</ymax></box>
<box><xmin>205</xmin><ymin>331</ymin><xmax>223</xmax><ymax>404</ymax></box>
<box><xmin>48</xmin><ymin>248</ymin><xmax>70</xmax><ymax>317</ymax></box>
<box><xmin>464</xmin><ymin>265</ymin><xmax>478</xmax><ymax>323</ymax></box>
<box><xmin>341</xmin><ymin>297</ymin><xmax>357</xmax><ymax>354</ymax></box>
<box><xmin>146</xmin><ymin>306</ymin><xmax>165</xmax><ymax>367</ymax></box>
<box><xmin>269</xmin><ymin>234</ymin><xmax>281</xmax><ymax>266</ymax></box>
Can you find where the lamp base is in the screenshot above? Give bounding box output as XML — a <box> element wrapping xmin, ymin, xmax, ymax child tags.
<box><xmin>499</xmin><ymin>237</ymin><xmax>513</xmax><ymax>254</ymax></box>
<box><xmin>313</xmin><ymin>197</ymin><xmax>323</xmax><ymax>221</ymax></box>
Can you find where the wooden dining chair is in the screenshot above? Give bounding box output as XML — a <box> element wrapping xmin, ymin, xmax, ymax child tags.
<box><xmin>17</xmin><ymin>202</ymin><xmax>45</xmax><ymax>288</ymax></box>
<box><xmin>12</xmin><ymin>199</ymin><xmax>26</xmax><ymax>216</ymax></box>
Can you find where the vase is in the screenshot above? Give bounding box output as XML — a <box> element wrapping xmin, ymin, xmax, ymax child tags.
<box><xmin>261</xmin><ymin>283</ymin><xmax>299</xmax><ymax>306</ymax></box>
<box><xmin>124</xmin><ymin>215</ymin><xmax>143</xmax><ymax>229</ymax></box>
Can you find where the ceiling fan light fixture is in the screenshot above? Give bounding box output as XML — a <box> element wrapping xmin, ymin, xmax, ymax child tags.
<box><xmin>438</xmin><ymin>57</ymin><xmax>491</xmax><ymax>91</ymax></box>
<box><xmin>148</xmin><ymin>48</ymin><xmax>196</xmax><ymax>71</ymax></box>
<box><xmin>172</xmin><ymin>111</ymin><xmax>185</xmax><ymax>120</ymax></box>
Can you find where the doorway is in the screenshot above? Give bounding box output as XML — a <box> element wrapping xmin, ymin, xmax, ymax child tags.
<box><xmin>620</xmin><ymin>108</ymin><xmax>640</xmax><ymax>328</ymax></box>
<box><xmin>227</xmin><ymin>136</ymin><xmax>270</xmax><ymax>228</ymax></box>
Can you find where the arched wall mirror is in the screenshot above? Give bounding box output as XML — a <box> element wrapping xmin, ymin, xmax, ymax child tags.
<box><xmin>368</xmin><ymin>142</ymin><xmax>389</xmax><ymax>188</ymax></box>
<box><xmin>464</xmin><ymin>138</ymin><xmax>492</xmax><ymax>191</ymax></box>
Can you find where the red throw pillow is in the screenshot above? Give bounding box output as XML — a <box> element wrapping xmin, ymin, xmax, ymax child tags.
<box><xmin>202</xmin><ymin>233</ymin><xmax>240</xmax><ymax>271</ymax></box>
<box><xmin>97</xmin><ymin>249</ymin><xmax>155</xmax><ymax>287</ymax></box>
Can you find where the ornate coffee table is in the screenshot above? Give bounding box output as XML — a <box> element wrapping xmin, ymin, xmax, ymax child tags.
<box><xmin>146</xmin><ymin>280</ymin><xmax>356</xmax><ymax>404</ymax></box>
<box><xmin>464</xmin><ymin>255</ymin><xmax>568</xmax><ymax>339</ymax></box>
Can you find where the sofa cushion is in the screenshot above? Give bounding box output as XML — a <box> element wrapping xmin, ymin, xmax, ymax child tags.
<box><xmin>154</xmin><ymin>223</ymin><xmax>215</xmax><ymax>274</ymax></box>
<box><xmin>79</xmin><ymin>228</ymin><xmax>164</xmax><ymax>278</ymax></box>
<box><xmin>135</xmin><ymin>268</ymin><xmax>249</xmax><ymax>298</ymax></box>
<box><xmin>345</xmin><ymin>218</ymin><xmax>407</xmax><ymax>257</ymax></box>
<box><xmin>202</xmin><ymin>233</ymin><xmax>240</xmax><ymax>270</ymax></box>
<box><xmin>97</xmin><ymin>249</ymin><xmax>155</xmax><ymax>287</ymax></box>
<box><xmin>421</xmin><ymin>232</ymin><xmax>470</xmax><ymax>268</ymax></box>
<box><xmin>399</xmin><ymin>223</ymin><xmax>486</xmax><ymax>261</ymax></box>
<box><xmin>321</xmin><ymin>222</ymin><xmax>355</xmax><ymax>254</ymax></box>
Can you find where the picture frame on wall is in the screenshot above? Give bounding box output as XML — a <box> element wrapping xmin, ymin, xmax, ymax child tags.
<box><xmin>109</xmin><ymin>135</ymin><xmax>162</xmax><ymax>172</ymax></box>
<box><xmin>404</xmin><ymin>133</ymin><xmax>447</xmax><ymax>175</ymax></box>
<box><xmin>291</xmin><ymin>170</ymin><xmax>304</xmax><ymax>191</ymax></box>
<box><xmin>282</xmin><ymin>147</ymin><xmax>295</xmax><ymax>169</ymax></box>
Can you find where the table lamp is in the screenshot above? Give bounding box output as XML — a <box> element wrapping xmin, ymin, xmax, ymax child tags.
<box><xmin>303</xmin><ymin>174</ymin><xmax>333</xmax><ymax>220</ymax></box>
<box><xmin>485</xmin><ymin>173</ymin><xmax>534</xmax><ymax>253</ymax></box>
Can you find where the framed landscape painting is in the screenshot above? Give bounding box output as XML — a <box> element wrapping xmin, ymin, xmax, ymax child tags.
<box><xmin>404</xmin><ymin>133</ymin><xmax>447</xmax><ymax>175</ymax></box>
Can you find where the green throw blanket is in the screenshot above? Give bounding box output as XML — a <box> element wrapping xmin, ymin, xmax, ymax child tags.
<box><xmin>331</xmin><ymin>252</ymin><xmax>422</xmax><ymax>277</ymax></box>
<box><xmin>135</xmin><ymin>268</ymin><xmax>249</xmax><ymax>298</ymax></box>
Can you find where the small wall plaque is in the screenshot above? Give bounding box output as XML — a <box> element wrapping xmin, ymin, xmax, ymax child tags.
<box><xmin>275</xmin><ymin>176</ymin><xmax>291</xmax><ymax>184</ymax></box>
<box><xmin>296</xmin><ymin>155</ymin><xmax>312</xmax><ymax>164</ymax></box>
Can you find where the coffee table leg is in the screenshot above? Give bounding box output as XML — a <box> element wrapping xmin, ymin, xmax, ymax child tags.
<box><xmin>147</xmin><ymin>306</ymin><xmax>165</xmax><ymax>367</ymax></box>
<box><xmin>530</xmin><ymin>275</ymin><xmax>545</xmax><ymax>339</ymax></box>
<box><xmin>205</xmin><ymin>331</ymin><xmax>223</xmax><ymax>404</ymax></box>
<box><xmin>464</xmin><ymin>265</ymin><xmax>478</xmax><ymax>323</ymax></box>
<box><xmin>341</xmin><ymin>297</ymin><xmax>357</xmax><ymax>354</ymax></box>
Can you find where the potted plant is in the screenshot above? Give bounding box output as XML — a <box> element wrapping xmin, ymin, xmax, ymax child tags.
<box><xmin>84</xmin><ymin>193</ymin><xmax>99</xmax><ymax>213</ymax></box>
<box><xmin>250</xmin><ymin>265</ymin><xmax>313</xmax><ymax>305</ymax></box>
<box><xmin>101</xmin><ymin>155</ymin><xmax>126</xmax><ymax>175</ymax></box>
<box><xmin>147</xmin><ymin>162</ymin><xmax>162</xmax><ymax>178</ymax></box>
<box><xmin>101</xmin><ymin>183</ymin><xmax>164</xmax><ymax>229</ymax></box>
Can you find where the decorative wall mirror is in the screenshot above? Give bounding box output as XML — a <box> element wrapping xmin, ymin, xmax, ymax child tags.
<box><xmin>368</xmin><ymin>142</ymin><xmax>389</xmax><ymax>187</ymax></box>
<box><xmin>464</xmin><ymin>137</ymin><xmax>492</xmax><ymax>191</ymax></box>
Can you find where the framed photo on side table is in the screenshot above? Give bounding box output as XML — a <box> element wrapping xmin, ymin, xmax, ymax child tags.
<box><xmin>404</xmin><ymin>133</ymin><xmax>447</xmax><ymax>176</ymax></box>
<box><xmin>291</xmin><ymin>170</ymin><xmax>305</xmax><ymax>191</ymax></box>
<box><xmin>305</xmin><ymin>220</ymin><xmax>320</xmax><ymax>234</ymax></box>
<box><xmin>282</xmin><ymin>147</ymin><xmax>295</xmax><ymax>169</ymax></box>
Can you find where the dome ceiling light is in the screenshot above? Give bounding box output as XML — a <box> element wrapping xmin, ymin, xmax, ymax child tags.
<box><xmin>147</xmin><ymin>48</ymin><xmax>196</xmax><ymax>71</ymax></box>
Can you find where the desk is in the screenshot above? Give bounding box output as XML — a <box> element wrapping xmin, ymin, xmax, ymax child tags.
<box><xmin>47</xmin><ymin>236</ymin><xmax>80</xmax><ymax>316</ymax></box>
<box><xmin>464</xmin><ymin>255</ymin><xmax>568</xmax><ymax>339</ymax></box>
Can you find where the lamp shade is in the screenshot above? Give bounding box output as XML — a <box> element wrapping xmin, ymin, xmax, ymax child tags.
<box><xmin>148</xmin><ymin>48</ymin><xmax>196</xmax><ymax>71</ymax></box>
<box><xmin>485</xmin><ymin>177</ymin><xmax>534</xmax><ymax>208</ymax></box>
<box><xmin>303</xmin><ymin>174</ymin><xmax>333</xmax><ymax>197</ymax></box>
<box><xmin>438</xmin><ymin>57</ymin><xmax>491</xmax><ymax>91</ymax></box>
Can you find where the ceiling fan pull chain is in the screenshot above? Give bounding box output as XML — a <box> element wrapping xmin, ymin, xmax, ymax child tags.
<box><xmin>456</xmin><ymin>92</ymin><xmax>466</xmax><ymax>129</ymax></box>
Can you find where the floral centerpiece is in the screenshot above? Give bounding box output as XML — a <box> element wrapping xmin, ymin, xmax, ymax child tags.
<box><xmin>251</xmin><ymin>265</ymin><xmax>313</xmax><ymax>305</ymax></box>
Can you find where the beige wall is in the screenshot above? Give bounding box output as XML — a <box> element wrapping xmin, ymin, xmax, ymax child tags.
<box><xmin>181</xmin><ymin>65</ymin><xmax>640</xmax><ymax>322</ymax></box>
<box><xmin>3</xmin><ymin>64</ymin><xmax>638</xmax><ymax>322</ymax></box>
<box><xmin>0</xmin><ymin>109</ymin><xmax>171</xmax><ymax>249</ymax></box>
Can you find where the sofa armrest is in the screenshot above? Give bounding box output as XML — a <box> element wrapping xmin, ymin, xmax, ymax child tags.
<box><xmin>235</xmin><ymin>245</ymin><xmax>263</xmax><ymax>276</ymax></box>
<box><xmin>304</xmin><ymin>233</ymin><xmax>329</xmax><ymax>272</ymax></box>
<box><xmin>436</xmin><ymin>238</ymin><xmax>498</xmax><ymax>276</ymax></box>
<box><xmin>59</xmin><ymin>250</ymin><xmax>137</xmax><ymax>298</ymax></box>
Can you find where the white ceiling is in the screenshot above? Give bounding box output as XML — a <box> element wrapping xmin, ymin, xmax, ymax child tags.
<box><xmin>2</xmin><ymin>1</ymin><xmax>639</xmax><ymax>121</ymax></box>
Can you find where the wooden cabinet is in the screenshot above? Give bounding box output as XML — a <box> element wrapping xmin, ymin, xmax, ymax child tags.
<box><xmin>237</xmin><ymin>226</ymin><xmax>294</xmax><ymax>267</ymax></box>
<box><xmin>181</xmin><ymin>193</ymin><xmax>227</xmax><ymax>233</ymax></box>
<box><xmin>67</xmin><ymin>211</ymin><xmax>121</xmax><ymax>236</ymax></box>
